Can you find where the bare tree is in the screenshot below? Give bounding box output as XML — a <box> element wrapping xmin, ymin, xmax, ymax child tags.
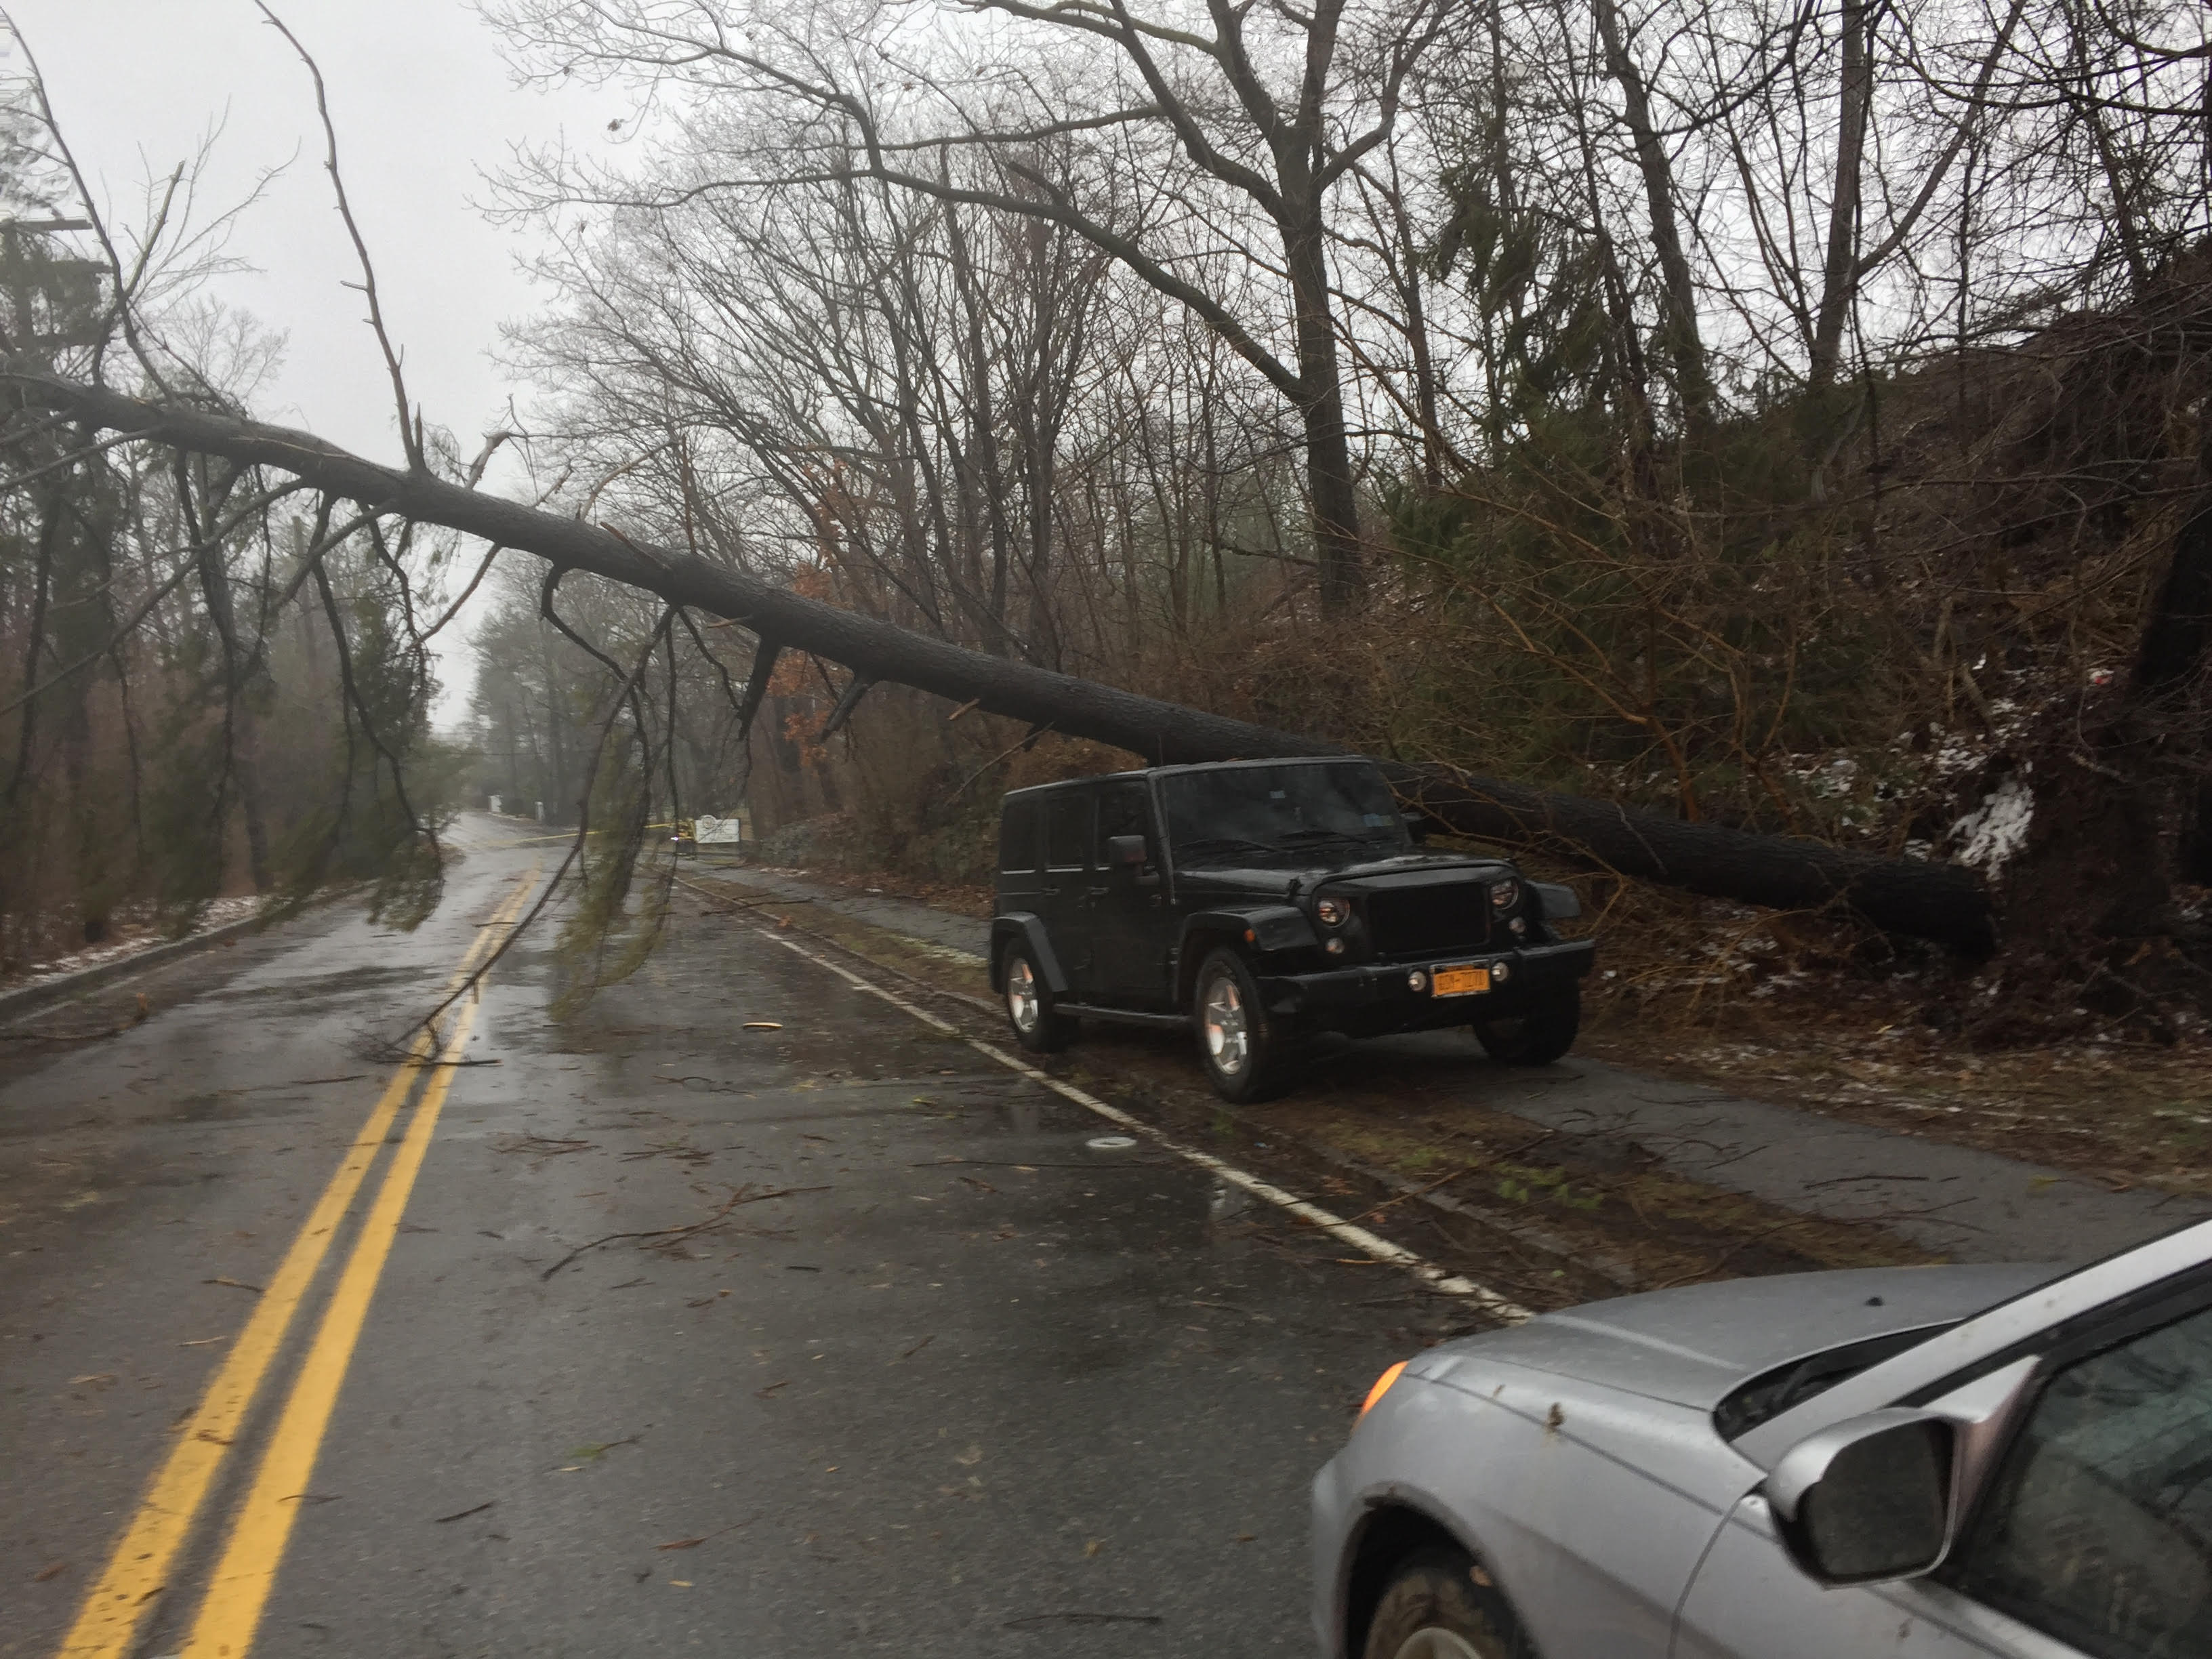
<box><xmin>1587</xmin><ymin>0</ymin><xmax>1715</xmax><ymax>433</ymax></box>
<box><xmin>486</xmin><ymin>0</ymin><xmax>1454</xmax><ymax>613</ymax></box>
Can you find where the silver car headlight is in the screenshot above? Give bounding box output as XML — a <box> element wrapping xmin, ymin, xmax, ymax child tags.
<box><xmin>1490</xmin><ymin>878</ymin><xmax>1521</xmax><ymax>910</ymax></box>
<box><xmin>1315</xmin><ymin>897</ymin><xmax>1351</xmax><ymax>927</ymax></box>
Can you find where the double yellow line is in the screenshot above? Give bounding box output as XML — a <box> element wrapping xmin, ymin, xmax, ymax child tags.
<box><xmin>56</xmin><ymin>867</ymin><xmax>539</xmax><ymax>1659</ymax></box>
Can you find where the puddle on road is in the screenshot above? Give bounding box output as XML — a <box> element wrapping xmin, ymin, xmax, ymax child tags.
<box><xmin>203</xmin><ymin>962</ymin><xmax>431</xmax><ymax>1006</ymax></box>
<box><xmin>167</xmin><ymin>1090</ymin><xmax>257</xmax><ymax>1123</ymax></box>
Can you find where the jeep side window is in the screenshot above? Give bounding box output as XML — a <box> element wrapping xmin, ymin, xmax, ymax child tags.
<box><xmin>1045</xmin><ymin>793</ymin><xmax>1091</xmax><ymax>871</ymax></box>
<box><xmin>999</xmin><ymin>801</ymin><xmax>1039</xmax><ymax>874</ymax></box>
<box><xmin>1098</xmin><ymin>782</ymin><xmax>1148</xmax><ymax>850</ymax></box>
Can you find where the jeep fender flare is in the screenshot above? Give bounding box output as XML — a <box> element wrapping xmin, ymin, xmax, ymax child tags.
<box><xmin>1174</xmin><ymin>905</ymin><xmax>1317</xmax><ymax>1004</ymax></box>
<box><xmin>991</xmin><ymin>914</ymin><xmax>1069</xmax><ymax>996</ymax></box>
<box><xmin>1528</xmin><ymin>880</ymin><xmax>1580</xmax><ymax>920</ymax></box>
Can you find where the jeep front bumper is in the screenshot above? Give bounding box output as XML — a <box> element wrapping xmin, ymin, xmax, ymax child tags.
<box><xmin>1254</xmin><ymin>937</ymin><xmax>1596</xmax><ymax>1022</ymax></box>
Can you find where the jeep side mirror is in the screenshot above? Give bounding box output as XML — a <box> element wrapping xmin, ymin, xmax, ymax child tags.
<box><xmin>1105</xmin><ymin>834</ymin><xmax>1149</xmax><ymax>868</ymax></box>
<box><xmin>1399</xmin><ymin>811</ymin><xmax>1429</xmax><ymax>844</ymax></box>
<box><xmin>1767</xmin><ymin>1410</ymin><xmax>1954</xmax><ymax>1586</ymax></box>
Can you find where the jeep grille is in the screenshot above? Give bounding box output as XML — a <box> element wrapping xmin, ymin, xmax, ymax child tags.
<box><xmin>1364</xmin><ymin>883</ymin><xmax>1490</xmax><ymax>958</ymax></box>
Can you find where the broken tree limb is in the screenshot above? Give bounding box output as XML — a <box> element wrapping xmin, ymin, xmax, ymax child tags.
<box><xmin>9</xmin><ymin>375</ymin><xmax>1319</xmax><ymax>764</ymax></box>
<box><xmin>11</xmin><ymin>373</ymin><xmax>1996</xmax><ymax>952</ymax></box>
<box><xmin>733</xmin><ymin>635</ymin><xmax>781</xmax><ymax>743</ymax></box>
<box><xmin>820</xmin><ymin>672</ymin><xmax>875</xmax><ymax>737</ymax></box>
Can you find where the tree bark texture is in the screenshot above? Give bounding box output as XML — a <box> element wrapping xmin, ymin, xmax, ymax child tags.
<box><xmin>1591</xmin><ymin>0</ymin><xmax>1715</xmax><ymax>434</ymax></box>
<box><xmin>1810</xmin><ymin>0</ymin><xmax>1872</xmax><ymax>387</ymax></box>
<box><xmin>192</xmin><ymin>510</ymin><xmax>272</xmax><ymax>891</ymax></box>
<box><xmin>1284</xmin><ymin>201</ymin><xmax>1366</xmax><ymax>613</ymax></box>
<box><xmin>16</xmin><ymin>373</ymin><xmax>1996</xmax><ymax>951</ymax></box>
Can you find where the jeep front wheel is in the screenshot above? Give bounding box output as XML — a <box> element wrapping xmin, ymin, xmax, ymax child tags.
<box><xmin>1471</xmin><ymin>985</ymin><xmax>1579</xmax><ymax>1066</ymax></box>
<box><xmin>1192</xmin><ymin>948</ymin><xmax>1289</xmax><ymax>1102</ymax></box>
<box><xmin>1002</xmin><ymin>946</ymin><xmax>1078</xmax><ymax>1053</ymax></box>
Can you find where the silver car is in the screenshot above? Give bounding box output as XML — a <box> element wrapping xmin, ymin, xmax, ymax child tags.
<box><xmin>1313</xmin><ymin>1218</ymin><xmax>2212</xmax><ymax>1658</ymax></box>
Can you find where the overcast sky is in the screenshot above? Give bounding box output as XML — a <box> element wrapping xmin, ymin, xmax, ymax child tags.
<box><xmin>11</xmin><ymin>0</ymin><xmax>623</xmax><ymax>722</ymax></box>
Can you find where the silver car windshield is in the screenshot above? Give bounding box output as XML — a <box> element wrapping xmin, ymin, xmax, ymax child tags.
<box><xmin>1162</xmin><ymin>763</ymin><xmax>1408</xmax><ymax>863</ymax></box>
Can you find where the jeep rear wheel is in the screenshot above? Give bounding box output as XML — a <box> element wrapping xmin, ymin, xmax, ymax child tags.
<box><xmin>1002</xmin><ymin>947</ymin><xmax>1078</xmax><ymax>1053</ymax></box>
<box><xmin>1471</xmin><ymin>985</ymin><xmax>1579</xmax><ymax>1066</ymax></box>
<box><xmin>1192</xmin><ymin>948</ymin><xmax>1290</xmax><ymax>1103</ymax></box>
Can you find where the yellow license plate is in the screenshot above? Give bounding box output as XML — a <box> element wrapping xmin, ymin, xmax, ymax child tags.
<box><xmin>1431</xmin><ymin>964</ymin><xmax>1491</xmax><ymax>997</ymax></box>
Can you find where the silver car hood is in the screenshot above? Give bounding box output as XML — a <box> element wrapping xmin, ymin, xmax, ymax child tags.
<box><xmin>1433</xmin><ymin>1263</ymin><xmax>2055</xmax><ymax>1411</ymax></box>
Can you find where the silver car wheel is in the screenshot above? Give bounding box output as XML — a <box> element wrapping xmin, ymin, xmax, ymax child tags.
<box><xmin>1201</xmin><ymin>968</ymin><xmax>1249</xmax><ymax>1075</ymax></box>
<box><xmin>1006</xmin><ymin>957</ymin><xmax>1042</xmax><ymax>1032</ymax></box>
<box><xmin>1389</xmin><ymin>1631</ymin><xmax>1486</xmax><ymax>1659</ymax></box>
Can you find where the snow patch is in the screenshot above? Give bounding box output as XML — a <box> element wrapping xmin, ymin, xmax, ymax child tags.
<box><xmin>1952</xmin><ymin>777</ymin><xmax>2034</xmax><ymax>875</ymax></box>
<box><xmin>12</xmin><ymin>897</ymin><xmax>262</xmax><ymax>984</ymax></box>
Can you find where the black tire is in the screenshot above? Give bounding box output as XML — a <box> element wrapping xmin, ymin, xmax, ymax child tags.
<box><xmin>1361</xmin><ymin>1547</ymin><xmax>1532</xmax><ymax>1659</ymax></box>
<box><xmin>1191</xmin><ymin>947</ymin><xmax>1291</xmax><ymax>1103</ymax></box>
<box><xmin>1472</xmin><ymin>984</ymin><xmax>1580</xmax><ymax>1066</ymax></box>
<box><xmin>1001</xmin><ymin>944</ymin><xmax>1078</xmax><ymax>1053</ymax></box>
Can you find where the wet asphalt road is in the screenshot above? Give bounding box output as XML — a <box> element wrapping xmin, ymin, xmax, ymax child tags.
<box><xmin>3</xmin><ymin>821</ymin><xmax>1458</xmax><ymax>1658</ymax></box>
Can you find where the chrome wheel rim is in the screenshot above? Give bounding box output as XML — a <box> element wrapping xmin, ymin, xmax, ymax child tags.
<box><xmin>1391</xmin><ymin>1631</ymin><xmax>1485</xmax><ymax>1659</ymax></box>
<box><xmin>1201</xmin><ymin>970</ymin><xmax>1249</xmax><ymax>1075</ymax></box>
<box><xmin>1006</xmin><ymin>958</ymin><xmax>1042</xmax><ymax>1032</ymax></box>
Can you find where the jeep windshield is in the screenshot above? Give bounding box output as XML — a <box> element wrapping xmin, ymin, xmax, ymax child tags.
<box><xmin>1162</xmin><ymin>762</ymin><xmax>1409</xmax><ymax>864</ymax></box>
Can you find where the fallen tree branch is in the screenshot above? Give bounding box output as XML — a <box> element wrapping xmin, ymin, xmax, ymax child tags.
<box><xmin>8</xmin><ymin>372</ymin><xmax>1996</xmax><ymax>951</ymax></box>
<box><xmin>539</xmin><ymin>1183</ymin><xmax>832</xmax><ymax>1279</ymax></box>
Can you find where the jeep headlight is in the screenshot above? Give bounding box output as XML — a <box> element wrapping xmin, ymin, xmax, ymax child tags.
<box><xmin>1315</xmin><ymin>896</ymin><xmax>1351</xmax><ymax>927</ymax></box>
<box><xmin>1490</xmin><ymin>878</ymin><xmax>1521</xmax><ymax>910</ymax></box>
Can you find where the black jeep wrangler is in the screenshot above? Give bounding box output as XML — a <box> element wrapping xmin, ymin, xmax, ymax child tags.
<box><xmin>988</xmin><ymin>756</ymin><xmax>1596</xmax><ymax>1101</ymax></box>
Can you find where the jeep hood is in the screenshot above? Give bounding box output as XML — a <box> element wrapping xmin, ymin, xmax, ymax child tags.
<box><xmin>1431</xmin><ymin>1263</ymin><xmax>2055</xmax><ymax>1412</ymax></box>
<box><xmin>1174</xmin><ymin>851</ymin><xmax>1511</xmax><ymax>894</ymax></box>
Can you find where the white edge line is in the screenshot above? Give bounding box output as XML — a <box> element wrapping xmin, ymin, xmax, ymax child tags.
<box><xmin>756</xmin><ymin>927</ymin><xmax>1533</xmax><ymax>1325</ymax></box>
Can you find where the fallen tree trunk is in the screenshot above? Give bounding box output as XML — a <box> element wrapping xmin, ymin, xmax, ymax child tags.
<box><xmin>1385</xmin><ymin>766</ymin><xmax>1994</xmax><ymax>954</ymax></box>
<box><xmin>14</xmin><ymin>373</ymin><xmax>1996</xmax><ymax>953</ymax></box>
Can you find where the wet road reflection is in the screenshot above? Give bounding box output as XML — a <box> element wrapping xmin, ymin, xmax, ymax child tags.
<box><xmin>3</xmin><ymin>821</ymin><xmax>1465</xmax><ymax>1657</ymax></box>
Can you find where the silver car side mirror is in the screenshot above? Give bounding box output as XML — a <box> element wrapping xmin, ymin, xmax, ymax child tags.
<box><xmin>1766</xmin><ymin>1408</ymin><xmax>1954</xmax><ymax>1586</ymax></box>
<box><xmin>1923</xmin><ymin>1355</ymin><xmax>2040</xmax><ymax>1532</ymax></box>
